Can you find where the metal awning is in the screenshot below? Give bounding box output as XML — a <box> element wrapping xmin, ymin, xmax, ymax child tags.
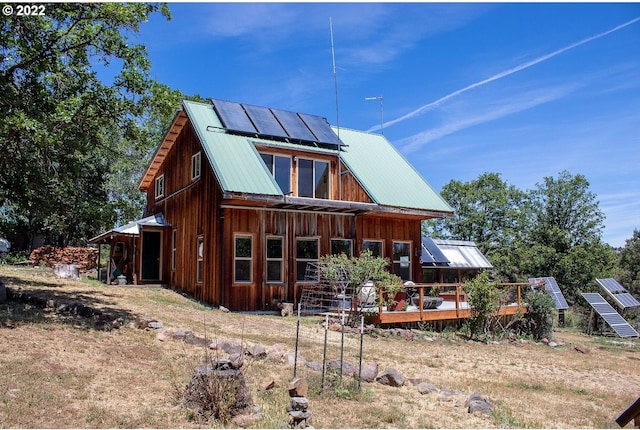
<box><xmin>88</xmin><ymin>213</ymin><xmax>171</xmax><ymax>244</ymax></box>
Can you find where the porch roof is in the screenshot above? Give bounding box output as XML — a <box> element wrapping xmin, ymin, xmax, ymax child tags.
<box><xmin>88</xmin><ymin>213</ymin><xmax>171</xmax><ymax>244</ymax></box>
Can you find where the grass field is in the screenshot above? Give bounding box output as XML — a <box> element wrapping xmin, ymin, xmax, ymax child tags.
<box><xmin>1</xmin><ymin>265</ymin><xmax>638</xmax><ymax>428</ymax></box>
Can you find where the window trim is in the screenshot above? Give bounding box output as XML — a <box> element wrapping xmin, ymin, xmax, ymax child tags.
<box><xmin>297</xmin><ymin>157</ymin><xmax>330</xmax><ymax>199</ymax></box>
<box><xmin>393</xmin><ymin>240</ymin><xmax>412</xmax><ymax>281</ymax></box>
<box><xmin>191</xmin><ymin>151</ymin><xmax>201</xmax><ymax>181</ymax></box>
<box><xmin>260</xmin><ymin>152</ymin><xmax>292</xmax><ymax>195</ymax></box>
<box><xmin>330</xmin><ymin>238</ymin><xmax>353</xmax><ymax>257</ymax></box>
<box><xmin>234</xmin><ymin>234</ymin><xmax>253</xmax><ymax>284</ymax></box>
<box><xmin>296</xmin><ymin>237</ymin><xmax>320</xmax><ymax>283</ymax></box>
<box><xmin>171</xmin><ymin>229</ymin><xmax>177</xmax><ymax>271</ymax></box>
<box><xmin>155</xmin><ymin>174</ymin><xmax>165</xmax><ymax>199</ymax></box>
<box><xmin>266</xmin><ymin>235</ymin><xmax>284</xmax><ymax>283</ymax></box>
<box><xmin>362</xmin><ymin>239</ymin><xmax>384</xmax><ymax>258</ymax></box>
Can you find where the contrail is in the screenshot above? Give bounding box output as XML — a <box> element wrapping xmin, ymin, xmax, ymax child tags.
<box><xmin>379</xmin><ymin>16</ymin><xmax>640</xmax><ymax>131</ymax></box>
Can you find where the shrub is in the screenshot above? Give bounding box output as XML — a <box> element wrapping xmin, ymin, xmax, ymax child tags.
<box><xmin>520</xmin><ymin>290</ymin><xmax>555</xmax><ymax>340</ymax></box>
<box><xmin>465</xmin><ymin>272</ymin><xmax>501</xmax><ymax>340</ymax></box>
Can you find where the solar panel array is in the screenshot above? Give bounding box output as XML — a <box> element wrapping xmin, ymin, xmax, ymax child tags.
<box><xmin>528</xmin><ymin>277</ymin><xmax>569</xmax><ymax>310</ymax></box>
<box><xmin>211</xmin><ymin>99</ymin><xmax>343</xmax><ymax>147</ymax></box>
<box><xmin>595</xmin><ymin>278</ymin><xmax>640</xmax><ymax>309</ymax></box>
<box><xmin>421</xmin><ymin>237</ymin><xmax>449</xmax><ymax>265</ymax></box>
<box><xmin>582</xmin><ymin>293</ymin><xmax>639</xmax><ymax>338</ymax></box>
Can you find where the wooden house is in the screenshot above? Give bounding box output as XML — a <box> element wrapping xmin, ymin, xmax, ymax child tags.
<box><xmin>92</xmin><ymin>98</ymin><xmax>454</xmax><ymax>311</ymax></box>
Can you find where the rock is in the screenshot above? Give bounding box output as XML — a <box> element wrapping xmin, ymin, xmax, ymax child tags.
<box><xmin>288</xmin><ymin>396</ymin><xmax>309</xmax><ymax>411</ymax></box>
<box><xmin>134</xmin><ymin>316</ymin><xmax>155</xmax><ymax>330</ymax></box>
<box><xmin>231</xmin><ymin>413</ymin><xmax>259</xmax><ymax>428</ymax></box>
<box><xmin>376</xmin><ymin>368</ymin><xmax>406</xmax><ymax>387</ymax></box>
<box><xmin>289</xmin><ymin>410</ymin><xmax>312</xmax><ymax>420</ymax></box>
<box><xmin>357</xmin><ymin>362</ymin><xmax>379</xmax><ymax>383</ymax></box>
<box><xmin>261</xmin><ymin>379</ymin><xmax>276</xmax><ymax>391</ymax></box>
<box><xmin>306</xmin><ymin>361</ymin><xmax>324</xmax><ymax>372</ymax></box>
<box><xmin>229</xmin><ymin>352</ymin><xmax>244</xmax><ymax>369</ymax></box>
<box><xmin>466</xmin><ymin>393</ymin><xmax>493</xmax><ymax>414</ymax></box>
<box><xmin>219</xmin><ymin>305</ymin><xmax>230</xmax><ymax>312</ymax></box>
<box><xmin>147</xmin><ymin>321</ymin><xmax>163</xmax><ymax>329</ymax></box>
<box><xmin>280</xmin><ymin>302</ymin><xmax>294</xmax><ymax>317</ymax></box>
<box><xmin>172</xmin><ymin>329</ymin><xmax>188</xmax><ymax>339</ymax></box>
<box><xmin>541</xmin><ymin>337</ymin><xmax>549</xmax><ymax>344</ymax></box>
<box><xmin>548</xmin><ymin>341</ymin><xmax>558</xmax><ymax>348</ymax></box>
<box><xmin>326</xmin><ymin>359</ymin><xmax>355</xmax><ymax>375</ymax></box>
<box><xmin>288</xmin><ymin>377</ymin><xmax>308</xmax><ymax>397</ymax></box>
<box><xmin>575</xmin><ymin>344</ymin><xmax>590</xmax><ymax>354</ymax></box>
<box><xmin>417</xmin><ymin>382</ymin><xmax>439</xmax><ymax>394</ymax></box>
<box><xmin>247</xmin><ymin>344</ymin><xmax>266</xmax><ymax>357</ymax></box>
<box><xmin>156</xmin><ymin>330</ymin><xmax>170</xmax><ymax>342</ymax></box>
<box><xmin>284</xmin><ymin>352</ymin><xmax>306</xmax><ymax>368</ymax></box>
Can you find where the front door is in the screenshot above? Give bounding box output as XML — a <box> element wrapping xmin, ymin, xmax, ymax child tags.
<box><xmin>141</xmin><ymin>230</ymin><xmax>161</xmax><ymax>280</ymax></box>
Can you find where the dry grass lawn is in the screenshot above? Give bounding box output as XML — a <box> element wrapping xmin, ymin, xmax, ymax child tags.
<box><xmin>1</xmin><ymin>265</ymin><xmax>639</xmax><ymax>428</ymax></box>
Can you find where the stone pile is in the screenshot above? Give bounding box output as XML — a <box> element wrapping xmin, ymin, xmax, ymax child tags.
<box><xmin>287</xmin><ymin>377</ymin><xmax>311</xmax><ymax>428</ymax></box>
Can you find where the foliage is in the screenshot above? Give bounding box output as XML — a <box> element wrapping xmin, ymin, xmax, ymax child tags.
<box><xmin>423</xmin><ymin>172</ymin><xmax>529</xmax><ymax>282</ymax></box>
<box><xmin>520</xmin><ymin>290</ymin><xmax>555</xmax><ymax>341</ymax></box>
<box><xmin>464</xmin><ymin>271</ymin><xmax>502</xmax><ymax>340</ymax></box>
<box><xmin>618</xmin><ymin>229</ymin><xmax>640</xmax><ymax>294</ymax></box>
<box><xmin>0</xmin><ymin>3</ymin><xmax>172</xmax><ymax>248</ymax></box>
<box><xmin>317</xmin><ymin>250</ymin><xmax>403</xmax><ymax>311</ymax></box>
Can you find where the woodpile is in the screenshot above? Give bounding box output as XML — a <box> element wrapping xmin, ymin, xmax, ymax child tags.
<box><xmin>29</xmin><ymin>246</ymin><xmax>99</xmax><ymax>270</ymax></box>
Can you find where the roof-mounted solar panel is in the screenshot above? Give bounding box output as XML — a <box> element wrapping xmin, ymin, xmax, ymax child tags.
<box><xmin>211</xmin><ymin>99</ymin><xmax>257</xmax><ymax>134</ymax></box>
<box><xmin>298</xmin><ymin>112</ymin><xmax>343</xmax><ymax>146</ymax></box>
<box><xmin>596</xmin><ymin>278</ymin><xmax>640</xmax><ymax>309</ymax></box>
<box><xmin>528</xmin><ymin>277</ymin><xmax>569</xmax><ymax>310</ymax></box>
<box><xmin>421</xmin><ymin>237</ymin><xmax>449</xmax><ymax>265</ymax></box>
<box><xmin>242</xmin><ymin>104</ymin><xmax>288</xmax><ymax>138</ymax></box>
<box><xmin>270</xmin><ymin>108</ymin><xmax>318</xmax><ymax>142</ymax></box>
<box><xmin>582</xmin><ymin>292</ymin><xmax>639</xmax><ymax>338</ymax></box>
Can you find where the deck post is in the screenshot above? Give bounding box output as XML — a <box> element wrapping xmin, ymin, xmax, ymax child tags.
<box><xmin>455</xmin><ymin>283</ymin><xmax>461</xmax><ymax>318</ymax></box>
<box><xmin>418</xmin><ymin>285</ymin><xmax>424</xmax><ymax>321</ymax></box>
<box><xmin>517</xmin><ymin>284</ymin><xmax>522</xmax><ymax>307</ymax></box>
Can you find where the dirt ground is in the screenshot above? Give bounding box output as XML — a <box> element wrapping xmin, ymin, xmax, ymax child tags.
<box><xmin>1</xmin><ymin>265</ymin><xmax>639</xmax><ymax>428</ymax></box>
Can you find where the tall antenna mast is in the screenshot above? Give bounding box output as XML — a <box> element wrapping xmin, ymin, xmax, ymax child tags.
<box><xmin>365</xmin><ymin>95</ymin><xmax>384</xmax><ymax>134</ymax></box>
<box><xmin>330</xmin><ymin>17</ymin><xmax>339</xmax><ymax>138</ymax></box>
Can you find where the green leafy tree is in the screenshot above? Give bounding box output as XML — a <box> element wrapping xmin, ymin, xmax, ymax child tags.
<box><xmin>423</xmin><ymin>172</ymin><xmax>529</xmax><ymax>281</ymax></box>
<box><xmin>618</xmin><ymin>229</ymin><xmax>640</xmax><ymax>293</ymax></box>
<box><xmin>0</xmin><ymin>3</ymin><xmax>171</xmax><ymax>248</ymax></box>
<box><xmin>521</xmin><ymin>171</ymin><xmax>616</xmax><ymax>303</ymax></box>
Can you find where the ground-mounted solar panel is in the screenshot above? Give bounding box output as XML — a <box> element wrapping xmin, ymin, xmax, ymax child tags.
<box><xmin>421</xmin><ymin>237</ymin><xmax>449</xmax><ymax>265</ymax></box>
<box><xmin>582</xmin><ymin>293</ymin><xmax>639</xmax><ymax>338</ymax></box>
<box><xmin>528</xmin><ymin>277</ymin><xmax>569</xmax><ymax>310</ymax></box>
<box><xmin>298</xmin><ymin>113</ymin><xmax>343</xmax><ymax>146</ymax></box>
<box><xmin>241</xmin><ymin>104</ymin><xmax>288</xmax><ymax>138</ymax></box>
<box><xmin>211</xmin><ymin>99</ymin><xmax>257</xmax><ymax>134</ymax></box>
<box><xmin>596</xmin><ymin>278</ymin><xmax>640</xmax><ymax>309</ymax></box>
<box><xmin>270</xmin><ymin>108</ymin><xmax>318</xmax><ymax>142</ymax></box>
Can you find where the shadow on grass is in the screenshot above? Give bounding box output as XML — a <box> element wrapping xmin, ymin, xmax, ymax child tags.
<box><xmin>1</xmin><ymin>276</ymin><xmax>138</xmax><ymax>331</ymax></box>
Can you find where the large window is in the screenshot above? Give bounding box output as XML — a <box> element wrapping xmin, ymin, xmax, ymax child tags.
<box><xmin>234</xmin><ymin>235</ymin><xmax>253</xmax><ymax>283</ymax></box>
<box><xmin>298</xmin><ymin>158</ymin><xmax>329</xmax><ymax>199</ymax></box>
<box><xmin>363</xmin><ymin>240</ymin><xmax>383</xmax><ymax>258</ymax></box>
<box><xmin>191</xmin><ymin>151</ymin><xmax>201</xmax><ymax>180</ymax></box>
<box><xmin>296</xmin><ymin>238</ymin><xmax>319</xmax><ymax>282</ymax></box>
<box><xmin>155</xmin><ymin>174</ymin><xmax>165</xmax><ymax>199</ymax></box>
<box><xmin>266</xmin><ymin>236</ymin><xmax>284</xmax><ymax>283</ymax></box>
<box><xmin>260</xmin><ymin>153</ymin><xmax>291</xmax><ymax>194</ymax></box>
<box><xmin>393</xmin><ymin>241</ymin><xmax>412</xmax><ymax>281</ymax></box>
<box><xmin>196</xmin><ymin>235</ymin><xmax>204</xmax><ymax>284</ymax></box>
<box><xmin>331</xmin><ymin>239</ymin><xmax>353</xmax><ymax>257</ymax></box>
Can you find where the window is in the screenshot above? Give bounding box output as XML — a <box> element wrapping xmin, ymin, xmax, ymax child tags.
<box><xmin>296</xmin><ymin>238</ymin><xmax>319</xmax><ymax>282</ymax></box>
<box><xmin>260</xmin><ymin>153</ymin><xmax>291</xmax><ymax>194</ymax></box>
<box><xmin>298</xmin><ymin>158</ymin><xmax>329</xmax><ymax>199</ymax></box>
<box><xmin>266</xmin><ymin>236</ymin><xmax>284</xmax><ymax>283</ymax></box>
<box><xmin>393</xmin><ymin>241</ymin><xmax>412</xmax><ymax>281</ymax></box>
<box><xmin>363</xmin><ymin>240</ymin><xmax>383</xmax><ymax>258</ymax></box>
<box><xmin>331</xmin><ymin>239</ymin><xmax>353</xmax><ymax>257</ymax></box>
<box><xmin>155</xmin><ymin>174</ymin><xmax>165</xmax><ymax>199</ymax></box>
<box><xmin>196</xmin><ymin>235</ymin><xmax>204</xmax><ymax>284</ymax></box>
<box><xmin>171</xmin><ymin>229</ymin><xmax>177</xmax><ymax>271</ymax></box>
<box><xmin>234</xmin><ymin>235</ymin><xmax>253</xmax><ymax>283</ymax></box>
<box><xmin>191</xmin><ymin>151</ymin><xmax>201</xmax><ymax>180</ymax></box>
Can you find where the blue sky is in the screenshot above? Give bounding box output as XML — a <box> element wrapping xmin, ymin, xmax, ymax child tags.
<box><xmin>133</xmin><ymin>2</ymin><xmax>640</xmax><ymax>247</ymax></box>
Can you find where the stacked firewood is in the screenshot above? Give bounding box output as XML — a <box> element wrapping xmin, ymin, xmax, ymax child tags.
<box><xmin>29</xmin><ymin>246</ymin><xmax>99</xmax><ymax>270</ymax></box>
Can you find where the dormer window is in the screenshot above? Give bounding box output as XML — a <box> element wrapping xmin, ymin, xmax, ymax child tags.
<box><xmin>155</xmin><ymin>174</ymin><xmax>165</xmax><ymax>199</ymax></box>
<box><xmin>191</xmin><ymin>151</ymin><xmax>201</xmax><ymax>181</ymax></box>
<box><xmin>260</xmin><ymin>153</ymin><xmax>291</xmax><ymax>194</ymax></box>
<box><xmin>298</xmin><ymin>158</ymin><xmax>329</xmax><ymax>199</ymax></box>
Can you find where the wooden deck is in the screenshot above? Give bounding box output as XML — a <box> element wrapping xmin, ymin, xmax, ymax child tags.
<box><xmin>365</xmin><ymin>283</ymin><xmax>529</xmax><ymax>325</ymax></box>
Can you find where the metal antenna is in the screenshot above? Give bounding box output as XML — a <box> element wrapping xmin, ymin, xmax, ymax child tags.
<box><xmin>330</xmin><ymin>17</ymin><xmax>339</xmax><ymax>139</ymax></box>
<box><xmin>365</xmin><ymin>95</ymin><xmax>384</xmax><ymax>134</ymax></box>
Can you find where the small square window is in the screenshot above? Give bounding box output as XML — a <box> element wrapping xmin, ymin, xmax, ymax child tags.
<box><xmin>155</xmin><ymin>174</ymin><xmax>165</xmax><ymax>199</ymax></box>
<box><xmin>191</xmin><ymin>152</ymin><xmax>201</xmax><ymax>180</ymax></box>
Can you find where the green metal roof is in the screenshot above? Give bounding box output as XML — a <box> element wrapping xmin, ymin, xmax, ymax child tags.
<box><xmin>335</xmin><ymin>127</ymin><xmax>453</xmax><ymax>213</ymax></box>
<box><xmin>183</xmin><ymin>100</ymin><xmax>282</xmax><ymax>195</ymax></box>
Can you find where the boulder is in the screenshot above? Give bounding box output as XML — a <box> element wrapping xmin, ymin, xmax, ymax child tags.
<box><xmin>417</xmin><ymin>382</ymin><xmax>439</xmax><ymax>394</ymax></box>
<box><xmin>356</xmin><ymin>362</ymin><xmax>379</xmax><ymax>383</ymax></box>
<box><xmin>376</xmin><ymin>368</ymin><xmax>406</xmax><ymax>387</ymax></box>
<box><xmin>327</xmin><ymin>359</ymin><xmax>356</xmax><ymax>375</ymax></box>
<box><xmin>288</xmin><ymin>377</ymin><xmax>308</xmax><ymax>397</ymax></box>
<box><xmin>574</xmin><ymin>344</ymin><xmax>591</xmax><ymax>354</ymax></box>
<box><xmin>466</xmin><ymin>393</ymin><xmax>493</xmax><ymax>414</ymax></box>
<box><xmin>284</xmin><ymin>352</ymin><xmax>306</xmax><ymax>368</ymax></box>
<box><xmin>246</xmin><ymin>344</ymin><xmax>266</xmax><ymax>357</ymax></box>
